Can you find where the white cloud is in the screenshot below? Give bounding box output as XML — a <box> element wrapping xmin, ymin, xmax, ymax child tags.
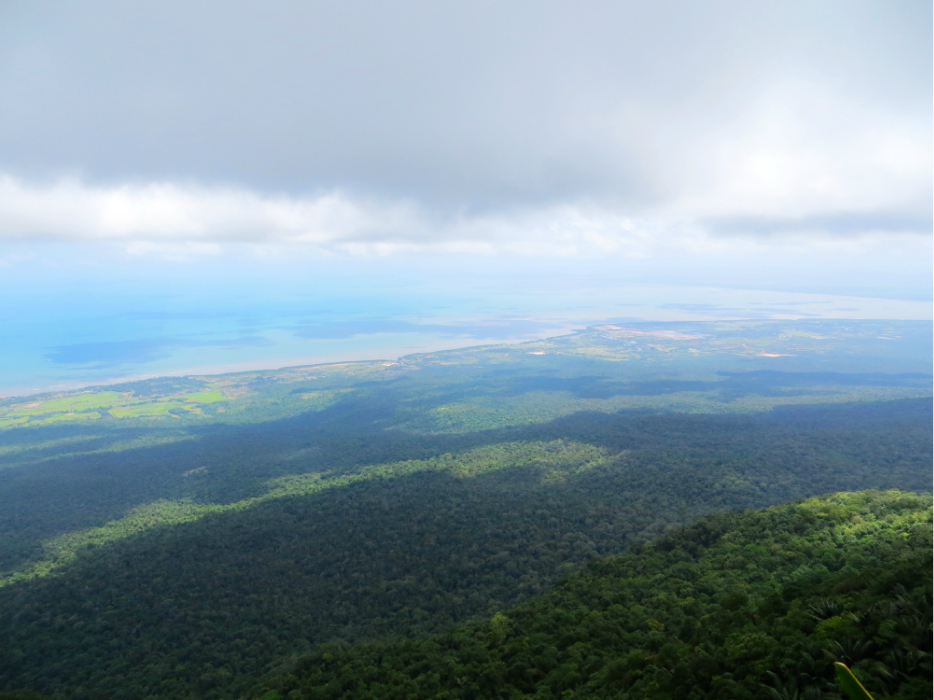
<box><xmin>0</xmin><ymin>3</ymin><xmax>929</xmax><ymax>263</ymax></box>
<box><xmin>0</xmin><ymin>175</ymin><xmax>415</xmax><ymax>244</ymax></box>
<box><xmin>0</xmin><ymin>171</ymin><xmax>928</xmax><ymax>262</ymax></box>
<box><xmin>2</xmin><ymin>3</ymin><xmax>929</xmax><ymax>214</ymax></box>
<box><xmin>678</xmin><ymin>76</ymin><xmax>932</xmax><ymax>223</ymax></box>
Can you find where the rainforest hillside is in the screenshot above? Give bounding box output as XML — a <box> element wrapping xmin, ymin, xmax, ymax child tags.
<box><xmin>256</xmin><ymin>490</ymin><xmax>933</xmax><ymax>700</ymax></box>
<box><xmin>0</xmin><ymin>320</ymin><xmax>930</xmax><ymax>699</ymax></box>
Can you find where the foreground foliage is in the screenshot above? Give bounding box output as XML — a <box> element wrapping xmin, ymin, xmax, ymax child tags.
<box><xmin>257</xmin><ymin>491</ymin><xmax>932</xmax><ymax>700</ymax></box>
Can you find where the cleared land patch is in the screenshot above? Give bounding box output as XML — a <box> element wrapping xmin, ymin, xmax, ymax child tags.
<box><xmin>1</xmin><ymin>388</ymin><xmax>228</xmax><ymax>427</ymax></box>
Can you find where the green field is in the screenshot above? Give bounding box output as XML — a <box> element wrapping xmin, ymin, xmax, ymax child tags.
<box><xmin>179</xmin><ymin>389</ymin><xmax>226</xmax><ymax>403</ymax></box>
<box><xmin>0</xmin><ymin>388</ymin><xmax>228</xmax><ymax>425</ymax></box>
<box><xmin>3</xmin><ymin>390</ymin><xmax>124</xmax><ymax>417</ymax></box>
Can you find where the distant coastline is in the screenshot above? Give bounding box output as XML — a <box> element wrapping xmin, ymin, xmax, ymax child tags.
<box><xmin>3</xmin><ymin>299</ymin><xmax>931</xmax><ymax>399</ymax></box>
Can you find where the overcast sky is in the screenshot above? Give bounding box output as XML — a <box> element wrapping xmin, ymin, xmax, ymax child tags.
<box><xmin>0</xmin><ymin>1</ymin><xmax>930</xmax><ymax>269</ymax></box>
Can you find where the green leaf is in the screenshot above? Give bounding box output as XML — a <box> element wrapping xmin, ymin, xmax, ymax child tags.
<box><xmin>834</xmin><ymin>662</ymin><xmax>874</xmax><ymax>700</ymax></box>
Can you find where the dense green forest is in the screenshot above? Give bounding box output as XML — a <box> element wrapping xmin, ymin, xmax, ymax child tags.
<box><xmin>254</xmin><ymin>490</ymin><xmax>932</xmax><ymax>700</ymax></box>
<box><xmin>0</xmin><ymin>321</ymin><xmax>930</xmax><ymax>699</ymax></box>
<box><xmin>1</xmin><ymin>321</ymin><xmax>929</xmax><ymax>583</ymax></box>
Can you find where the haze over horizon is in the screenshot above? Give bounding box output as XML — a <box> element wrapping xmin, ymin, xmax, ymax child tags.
<box><xmin>0</xmin><ymin>1</ymin><xmax>930</xmax><ymax>393</ymax></box>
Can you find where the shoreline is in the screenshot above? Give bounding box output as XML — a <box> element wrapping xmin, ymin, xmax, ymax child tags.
<box><xmin>0</xmin><ymin>329</ymin><xmax>583</xmax><ymax>401</ymax></box>
<box><xmin>2</xmin><ymin>316</ymin><xmax>932</xmax><ymax>401</ymax></box>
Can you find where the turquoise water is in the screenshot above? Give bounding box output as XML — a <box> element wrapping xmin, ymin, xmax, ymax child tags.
<box><xmin>1</xmin><ymin>249</ymin><xmax>930</xmax><ymax>397</ymax></box>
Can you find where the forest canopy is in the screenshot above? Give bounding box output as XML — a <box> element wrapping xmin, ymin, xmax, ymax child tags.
<box><xmin>255</xmin><ymin>490</ymin><xmax>933</xmax><ymax>700</ymax></box>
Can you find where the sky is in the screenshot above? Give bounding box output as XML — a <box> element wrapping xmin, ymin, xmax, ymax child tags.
<box><xmin>0</xmin><ymin>1</ymin><xmax>931</xmax><ymax>394</ymax></box>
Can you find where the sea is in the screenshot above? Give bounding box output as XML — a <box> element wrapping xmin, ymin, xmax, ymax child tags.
<box><xmin>1</xmin><ymin>248</ymin><xmax>930</xmax><ymax>397</ymax></box>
